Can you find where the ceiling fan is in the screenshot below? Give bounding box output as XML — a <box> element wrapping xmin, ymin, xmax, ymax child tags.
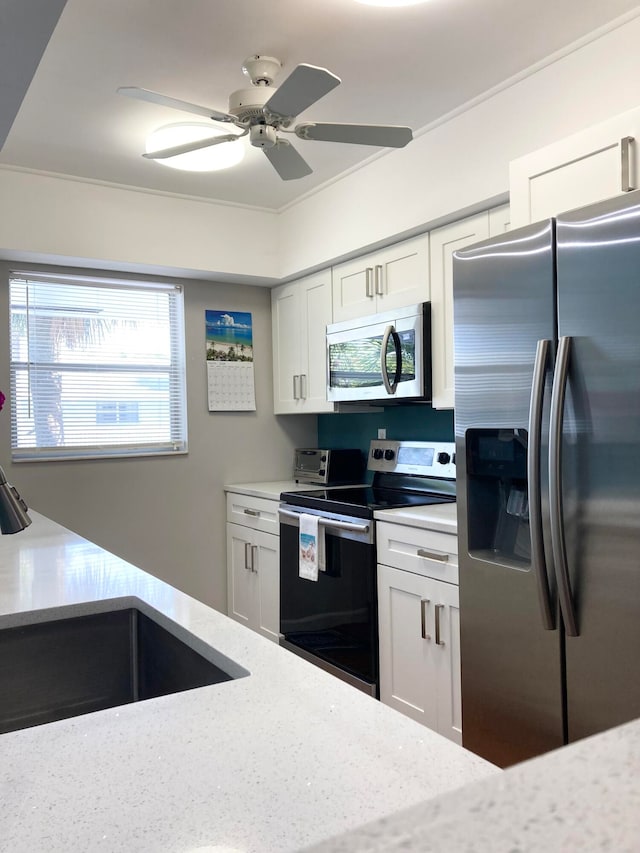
<box><xmin>118</xmin><ymin>55</ymin><xmax>413</xmax><ymax>180</ymax></box>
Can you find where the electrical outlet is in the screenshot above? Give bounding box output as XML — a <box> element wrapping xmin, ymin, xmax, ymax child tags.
<box><xmin>377</xmin><ymin>428</ymin><xmax>386</xmax><ymax>439</ymax></box>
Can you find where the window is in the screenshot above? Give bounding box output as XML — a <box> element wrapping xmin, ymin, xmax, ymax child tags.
<box><xmin>9</xmin><ymin>272</ymin><xmax>187</xmax><ymax>461</ymax></box>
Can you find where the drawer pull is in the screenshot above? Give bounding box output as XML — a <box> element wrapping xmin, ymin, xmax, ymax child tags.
<box><xmin>420</xmin><ymin>598</ymin><xmax>431</xmax><ymax>640</ymax></box>
<box><xmin>435</xmin><ymin>604</ymin><xmax>445</xmax><ymax>646</ymax></box>
<box><xmin>243</xmin><ymin>508</ymin><xmax>260</xmax><ymax>517</ymax></box>
<box><xmin>417</xmin><ymin>548</ymin><xmax>449</xmax><ymax>562</ymax></box>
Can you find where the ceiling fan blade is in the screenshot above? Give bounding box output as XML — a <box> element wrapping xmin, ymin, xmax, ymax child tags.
<box><xmin>263</xmin><ymin>140</ymin><xmax>312</xmax><ymax>181</ymax></box>
<box><xmin>143</xmin><ymin>134</ymin><xmax>240</xmax><ymax>160</ymax></box>
<box><xmin>295</xmin><ymin>122</ymin><xmax>413</xmax><ymax>148</ymax></box>
<box><xmin>117</xmin><ymin>86</ymin><xmax>237</xmax><ymax>124</ymax></box>
<box><xmin>263</xmin><ymin>64</ymin><xmax>341</xmax><ymax>120</ymax></box>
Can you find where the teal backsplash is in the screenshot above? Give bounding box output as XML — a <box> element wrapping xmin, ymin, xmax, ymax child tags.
<box><xmin>317</xmin><ymin>405</ymin><xmax>454</xmax><ymax>454</ymax></box>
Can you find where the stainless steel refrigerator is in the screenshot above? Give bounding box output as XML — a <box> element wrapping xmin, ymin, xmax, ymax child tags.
<box><xmin>453</xmin><ymin>191</ymin><xmax>640</xmax><ymax>768</ymax></box>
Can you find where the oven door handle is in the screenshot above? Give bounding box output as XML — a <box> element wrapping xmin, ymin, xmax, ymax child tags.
<box><xmin>279</xmin><ymin>507</ymin><xmax>370</xmax><ymax>534</ymax></box>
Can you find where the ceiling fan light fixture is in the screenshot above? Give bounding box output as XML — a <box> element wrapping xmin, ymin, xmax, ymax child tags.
<box><xmin>144</xmin><ymin>122</ymin><xmax>245</xmax><ymax>172</ymax></box>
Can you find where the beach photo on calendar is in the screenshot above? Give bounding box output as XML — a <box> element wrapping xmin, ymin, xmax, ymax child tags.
<box><xmin>205</xmin><ymin>310</ymin><xmax>254</xmax><ymax>362</ymax></box>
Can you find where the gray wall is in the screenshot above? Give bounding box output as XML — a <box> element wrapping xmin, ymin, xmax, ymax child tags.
<box><xmin>0</xmin><ymin>262</ymin><xmax>317</xmax><ymax>611</ymax></box>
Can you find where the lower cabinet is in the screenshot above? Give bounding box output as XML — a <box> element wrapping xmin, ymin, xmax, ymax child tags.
<box><xmin>226</xmin><ymin>491</ymin><xmax>280</xmax><ymax>643</ymax></box>
<box><xmin>377</xmin><ymin>524</ymin><xmax>461</xmax><ymax>744</ymax></box>
<box><xmin>227</xmin><ymin>523</ymin><xmax>280</xmax><ymax>642</ymax></box>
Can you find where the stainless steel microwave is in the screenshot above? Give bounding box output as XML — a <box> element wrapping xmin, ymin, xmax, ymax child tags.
<box><xmin>326</xmin><ymin>302</ymin><xmax>431</xmax><ymax>403</ymax></box>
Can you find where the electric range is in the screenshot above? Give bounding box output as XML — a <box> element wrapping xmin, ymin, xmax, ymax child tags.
<box><xmin>278</xmin><ymin>439</ymin><xmax>456</xmax><ymax>697</ymax></box>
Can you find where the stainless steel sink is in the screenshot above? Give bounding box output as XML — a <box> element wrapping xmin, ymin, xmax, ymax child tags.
<box><xmin>0</xmin><ymin>605</ymin><xmax>247</xmax><ymax>734</ymax></box>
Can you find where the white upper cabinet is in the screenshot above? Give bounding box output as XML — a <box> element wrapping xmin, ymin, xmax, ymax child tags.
<box><xmin>429</xmin><ymin>212</ymin><xmax>490</xmax><ymax>409</ymax></box>
<box><xmin>331</xmin><ymin>234</ymin><xmax>430</xmax><ymax>323</ymax></box>
<box><xmin>509</xmin><ymin>106</ymin><xmax>640</xmax><ymax>228</ymax></box>
<box><xmin>272</xmin><ymin>270</ymin><xmax>334</xmax><ymax>414</ymax></box>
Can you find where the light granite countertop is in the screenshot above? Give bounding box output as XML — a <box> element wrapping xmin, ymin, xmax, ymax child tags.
<box><xmin>224</xmin><ymin>479</ymin><xmax>324</xmax><ymax>501</ymax></box>
<box><xmin>374</xmin><ymin>501</ymin><xmax>458</xmax><ymax>534</ymax></box>
<box><xmin>304</xmin><ymin>715</ymin><xmax>640</xmax><ymax>852</ymax></box>
<box><xmin>0</xmin><ymin>512</ymin><xmax>495</xmax><ymax>853</ymax></box>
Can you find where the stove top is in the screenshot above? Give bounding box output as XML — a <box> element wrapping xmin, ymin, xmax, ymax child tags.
<box><xmin>281</xmin><ymin>440</ymin><xmax>456</xmax><ymax>520</ymax></box>
<box><xmin>279</xmin><ymin>484</ymin><xmax>455</xmax><ymax>519</ymax></box>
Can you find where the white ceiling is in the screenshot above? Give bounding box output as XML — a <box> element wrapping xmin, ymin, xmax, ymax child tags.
<box><xmin>3</xmin><ymin>0</ymin><xmax>640</xmax><ymax>211</ymax></box>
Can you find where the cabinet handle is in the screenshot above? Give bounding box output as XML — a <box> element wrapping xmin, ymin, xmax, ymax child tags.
<box><xmin>435</xmin><ymin>604</ymin><xmax>445</xmax><ymax>646</ymax></box>
<box><xmin>417</xmin><ymin>548</ymin><xmax>449</xmax><ymax>562</ymax></box>
<box><xmin>365</xmin><ymin>267</ymin><xmax>374</xmax><ymax>298</ymax></box>
<box><xmin>621</xmin><ymin>136</ymin><xmax>635</xmax><ymax>192</ymax></box>
<box><xmin>293</xmin><ymin>374</ymin><xmax>300</xmax><ymax>400</ymax></box>
<box><xmin>251</xmin><ymin>545</ymin><xmax>258</xmax><ymax>572</ymax></box>
<box><xmin>375</xmin><ymin>264</ymin><xmax>384</xmax><ymax>296</ymax></box>
<box><xmin>244</xmin><ymin>542</ymin><xmax>252</xmax><ymax>571</ymax></box>
<box><xmin>300</xmin><ymin>373</ymin><xmax>307</xmax><ymax>400</ymax></box>
<box><xmin>420</xmin><ymin>598</ymin><xmax>431</xmax><ymax>640</ymax></box>
<box><xmin>243</xmin><ymin>508</ymin><xmax>260</xmax><ymax>517</ymax></box>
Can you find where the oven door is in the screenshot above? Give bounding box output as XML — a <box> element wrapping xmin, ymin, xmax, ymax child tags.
<box><xmin>326</xmin><ymin>303</ymin><xmax>430</xmax><ymax>403</ymax></box>
<box><xmin>279</xmin><ymin>506</ymin><xmax>379</xmax><ymax>697</ymax></box>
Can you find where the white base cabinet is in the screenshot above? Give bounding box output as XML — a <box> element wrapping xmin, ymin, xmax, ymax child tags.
<box><xmin>226</xmin><ymin>492</ymin><xmax>280</xmax><ymax>643</ymax></box>
<box><xmin>509</xmin><ymin>105</ymin><xmax>640</xmax><ymax>228</ymax></box>
<box><xmin>377</xmin><ymin>521</ymin><xmax>461</xmax><ymax>744</ymax></box>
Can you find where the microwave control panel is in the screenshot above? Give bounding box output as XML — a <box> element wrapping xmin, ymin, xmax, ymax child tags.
<box><xmin>368</xmin><ymin>440</ymin><xmax>456</xmax><ymax>479</ymax></box>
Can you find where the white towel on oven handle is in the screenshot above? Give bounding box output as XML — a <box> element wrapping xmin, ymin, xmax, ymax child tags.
<box><xmin>299</xmin><ymin>513</ymin><xmax>325</xmax><ymax>581</ymax></box>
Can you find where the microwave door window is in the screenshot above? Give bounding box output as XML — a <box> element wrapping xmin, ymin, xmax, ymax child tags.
<box><xmin>329</xmin><ymin>330</ymin><xmax>416</xmax><ymax>391</ymax></box>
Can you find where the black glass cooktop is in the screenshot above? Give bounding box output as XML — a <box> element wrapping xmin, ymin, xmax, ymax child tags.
<box><xmin>281</xmin><ymin>476</ymin><xmax>455</xmax><ymax>520</ymax></box>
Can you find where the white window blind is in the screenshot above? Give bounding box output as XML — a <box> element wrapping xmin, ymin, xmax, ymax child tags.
<box><xmin>9</xmin><ymin>272</ymin><xmax>187</xmax><ymax>461</ymax></box>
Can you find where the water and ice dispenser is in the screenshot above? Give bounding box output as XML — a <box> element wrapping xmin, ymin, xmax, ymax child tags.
<box><xmin>465</xmin><ymin>428</ymin><xmax>531</xmax><ymax>567</ymax></box>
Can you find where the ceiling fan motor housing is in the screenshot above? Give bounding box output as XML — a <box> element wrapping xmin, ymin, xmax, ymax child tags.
<box><xmin>250</xmin><ymin>124</ymin><xmax>277</xmax><ymax>149</ymax></box>
<box><xmin>228</xmin><ymin>87</ymin><xmax>275</xmax><ymax>123</ymax></box>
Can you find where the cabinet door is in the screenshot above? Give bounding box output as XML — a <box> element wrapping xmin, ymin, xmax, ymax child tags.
<box><xmin>299</xmin><ymin>271</ymin><xmax>334</xmax><ymax>413</ymax></box>
<box><xmin>429</xmin><ymin>213</ymin><xmax>490</xmax><ymax>409</ymax></box>
<box><xmin>377</xmin><ymin>563</ymin><xmax>437</xmax><ymax>730</ymax></box>
<box><xmin>226</xmin><ymin>523</ymin><xmax>280</xmax><ymax>643</ymax></box>
<box><xmin>271</xmin><ymin>283</ymin><xmax>302</xmax><ymax>414</ymax></box>
<box><xmin>509</xmin><ymin>107</ymin><xmax>640</xmax><ymax>228</ymax></box>
<box><xmin>374</xmin><ymin>234</ymin><xmax>430</xmax><ymax>312</ymax></box>
<box><xmin>227</xmin><ymin>522</ymin><xmax>255</xmax><ymax>629</ymax></box>
<box><xmin>432</xmin><ymin>579</ymin><xmax>462</xmax><ymax>745</ymax></box>
<box><xmin>253</xmin><ymin>529</ymin><xmax>280</xmax><ymax>642</ymax></box>
<box><xmin>331</xmin><ymin>257</ymin><xmax>377</xmax><ymax>322</ymax></box>
<box><xmin>378</xmin><ymin>563</ymin><xmax>461</xmax><ymax>743</ymax></box>
<box><xmin>331</xmin><ymin>234</ymin><xmax>430</xmax><ymax>322</ymax></box>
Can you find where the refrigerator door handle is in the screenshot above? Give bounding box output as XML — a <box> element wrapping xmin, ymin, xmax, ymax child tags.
<box><xmin>549</xmin><ymin>335</ymin><xmax>579</xmax><ymax>637</ymax></box>
<box><xmin>528</xmin><ymin>338</ymin><xmax>555</xmax><ymax>630</ymax></box>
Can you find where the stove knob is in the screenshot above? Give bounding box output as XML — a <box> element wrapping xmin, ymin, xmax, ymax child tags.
<box><xmin>373</xmin><ymin>448</ymin><xmax>384</xmax><ymax>460</ymax></box>
<box><xmin>384</xmin><ymin>449</ymin><xmax>395</xmax><ymax>461</ymax></box>
<box><xmin>437</xmin><ymin>452</ymin><xmax>451</xmax><ymax>465</ymax></box>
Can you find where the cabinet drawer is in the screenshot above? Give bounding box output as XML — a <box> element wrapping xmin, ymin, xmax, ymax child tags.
<box><xmin>376</xmin><ymin>521</ymin><xmax>458</xmax><ymax>584</ymax></box>
<box><xmin>226</xmin><ymin>493</ymin><xmax>281</xmax><ymax>534</ymax></box>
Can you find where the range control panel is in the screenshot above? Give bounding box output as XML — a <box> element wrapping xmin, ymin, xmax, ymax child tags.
<box><xmin>368</xmin><ymin>440</ymin><xmax>456</xmax><ymax>479</ymax></box>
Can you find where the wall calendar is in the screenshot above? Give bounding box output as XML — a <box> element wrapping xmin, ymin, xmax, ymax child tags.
<box><xmin>205</xmin><ymin>310</ymin><xmax>256</xmax><ymax>411</ymax></box>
